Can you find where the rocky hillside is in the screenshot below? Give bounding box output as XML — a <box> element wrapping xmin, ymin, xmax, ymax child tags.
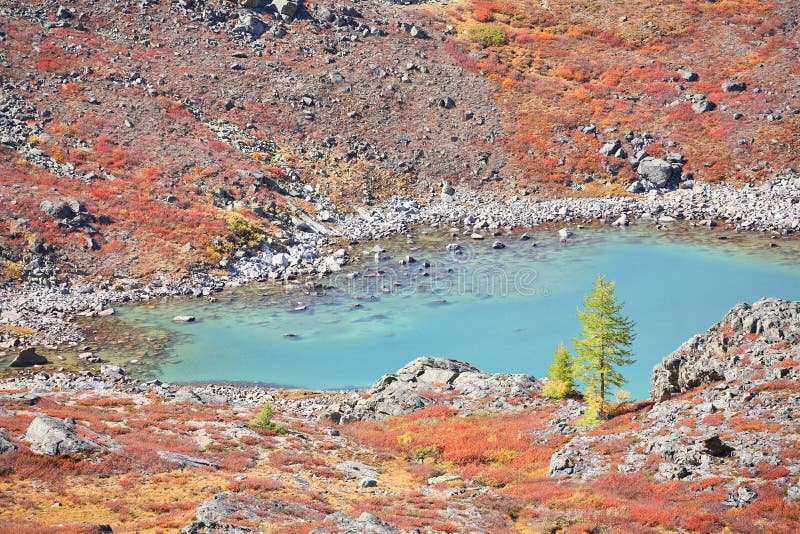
<box><xmin>1</xmin><ymin>300</ymin><xmax>800</xmax><ymax>532</ymax></box>
<box><xmin>0</xmin><ymin>0</ymin><xmax>797</xmax><ymax>285</ymax></box>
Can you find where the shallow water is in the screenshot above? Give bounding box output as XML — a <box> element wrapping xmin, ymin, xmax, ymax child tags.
<box><xmin>113</xmin><ymin>224</ymin><xmax>800</xmax><ymax>399</ymax></box>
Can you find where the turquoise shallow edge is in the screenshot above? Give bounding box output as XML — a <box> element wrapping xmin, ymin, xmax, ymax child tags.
<box><xmin>118</xmin><ymin>226</ymin><xmax>800</xmax><ymax>399</ymax></box>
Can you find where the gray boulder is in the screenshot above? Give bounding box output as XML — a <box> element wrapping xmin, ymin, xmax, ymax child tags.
<box><xmin>651</xmin><ymin>298</ymin><xmax>800</xmax><ymax>402</ymax></box>
<box><xmin>723</xmin><ymin>486</ymin><xmax>758</xmax><ymax>507</ymax></box>
<box><xmin>25</xmin><ymin>415</ymin><xmax>98</xmax><ymax>456</ymax></box>
<box><xmin>9</xmin><ymin>347</ymin><xmax>48</xmax><ymax>368</ymax></box>
<box><xmin>722</xmin><ymin>81</ymin><xmax>746</xmax><ymax>92</ymax></box>
<box><xmin>336</xmin><ymin>461</ymin><xmax>379</xmax><ymax>479</ymax></box>
<box><xmin>341</xmin><ymin>357</ymin><xmax>541</xmax><ymax>421</ymax></box>
<box><xmin>547</xmin><ymin>446</ymin><xmax>576</xmax><ymax>476</ymax></box>
<box><xmin>39</xmin><ymin>198</ymin><xmax>82</xmax><ymax>219</ymax></box>
<box><xmin>272</xmin><ymin>0</ymin><xmax>299</xmax><ymax>18</ymax></box>
<box><xmin>184</xmin><ymin>492</ymin><xmax>324</xmax><ymax>533</ymax></box>
<box><xmin>0</xmin><ymin>429</ymin><xmax>15</xmax><ymax>454</ymax></box>
<box><xmin>656</xmin><ymin>462</ymin><xmax>691</xmax><ymax>481</ymax></box>
<box><xmin>316</xmin><ymin>511</ymin><xmax>410</xmax><ymax>534</ymax></box>
<box><xmin>158</xmin><ymin>450</ymin><xmax>218</xmax><ymax>468</ymax></box>
<box><xmin>439</xmin><ymin>96</ymin><xmax>456</xmax><ymax>109</ymax></box>
<box><xmin>232</xmin><ymin>14</ymin><xmax>267</xmax><ymax>38</ymax></box>
<box><xmin>599</xmin><ymin>139</ymin><xmax>621</xmax><ymax>157</ymax></box>
<box><xmin>692</xmin><ymin>99</ymin><xmax>715</xmax><ymax>113</ymax></box>
<box><xmin>546</xmin><ymin>436</ymin><xmax>608</xmax><ymax>479</ymax></box>
<box><xmin>636</xmin><ymin>156</ymin><xmax>682</xmax><ymax>189</ymax></box>
<box><xmin>100</xmin><ymin>365</ymin><xmax>126</xmax><ymax>381</ymax></box>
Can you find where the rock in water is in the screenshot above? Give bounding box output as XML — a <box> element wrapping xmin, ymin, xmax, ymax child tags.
<box><xmin>612</xmin><ymin>213</ymin><xmax>629</xmax><ymax>226</ymax></box>
<box><xmin>558</xmin><ymin>228</ymin><xmax>572</xmax><ymax>242</ymax></box>
<box><xmin>9</xmin><ymin>347</ymin><xmax>48</xmax><ymax>368</ymax></box>
<box><xmin>172</xmin><ymin>315</ymin><xmax>196</xmax><ymax>323</ymax></box>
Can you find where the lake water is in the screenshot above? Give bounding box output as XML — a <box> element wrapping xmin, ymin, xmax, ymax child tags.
<box><xmin>114</xmin><ymin>224</ymin><xmax>800</xmax><ymax>399</ymax></box>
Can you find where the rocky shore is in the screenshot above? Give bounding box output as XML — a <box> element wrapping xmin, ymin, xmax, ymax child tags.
<box><xmin>2</xmin><ymin>174</ymin><xmax>799</xmax><ymax>351</ymax></box>
<box><xmin>339</xmin><ymin>174</ymin><xmax>800</xmax><ymax>241</ymax></box>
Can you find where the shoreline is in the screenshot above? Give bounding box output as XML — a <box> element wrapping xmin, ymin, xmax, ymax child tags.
<box><xmin>1</xmin><ymin>177</ymin><xmax>799</xmax><ymax>356</ymax></box>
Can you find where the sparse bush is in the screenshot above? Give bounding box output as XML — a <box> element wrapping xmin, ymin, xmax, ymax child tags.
<box><xmin>468</xmin><ymin>23</ymin><xmax>508</xmax><ymax>46</ymax></box>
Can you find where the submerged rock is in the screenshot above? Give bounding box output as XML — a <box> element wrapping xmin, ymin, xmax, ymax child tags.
<box><xmin>9</xmin><ymin>347</ymin><xmax>48</xmax><ymax>368</ymax></box>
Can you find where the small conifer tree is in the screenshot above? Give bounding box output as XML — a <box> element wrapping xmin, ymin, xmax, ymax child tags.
<box><xmin>542</xmin><ymin>341</ymin><xmax>575</xmax><ymax>399</ymax></box>
<box><xmin>573</xmin><ymin>274</ymin><xmax>635</xmax><ymax>419</ymax></box>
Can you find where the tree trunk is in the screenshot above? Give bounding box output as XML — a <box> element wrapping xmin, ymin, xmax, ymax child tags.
<box><xmin>599</xmin><ymin>372</ymin><xmax>606</xmax><ymax>418</ymax></box>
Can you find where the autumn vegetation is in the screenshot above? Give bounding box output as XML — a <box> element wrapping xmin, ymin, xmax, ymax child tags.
<box><xmin>0</xmin><ymin>0</ymin><xmax>797</xmax><ymax>283</ymax></box>
<box><xmin>442</xmin><ymin>0</ymin><xmax>799</xmax><ymax>188</ymax></box>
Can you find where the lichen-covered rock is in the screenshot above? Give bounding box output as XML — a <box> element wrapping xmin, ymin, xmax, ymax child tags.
<box><xmin>651</xmin><ymin>298</ymin><xmax>800</xmax><ymax>402</ymax></box>
<box><xmin>312</xmin><ymin>511</ymin><xmax>428</xmax><ymax>534</ymax></box>
<box><xmin>0</xmin><ymin>428</ymin><xmax>16</xmax><ymax>454</ymax></box>
<box><xmin>24</xmin><ymin>415</ymin><xmax>98</xmax><ymax>456</ymax></box>
<box><xmin>183</xmin><ymin>492</ymin><xmax>325</xmax><ymax>533</ymax></box>
<box><xmin>158</xmin><ymin>450</ymin><xmax>218</xmax><ymax>468</ymax></box>
<box><xmin>340</xmin><ymin>357</ymin><xmax>541</xmax><ymax>421</ymax></box>
<box><xmin>547</xmin><ymin>435</ymin><xmax>611</xmax><ymax>479</ymax></box>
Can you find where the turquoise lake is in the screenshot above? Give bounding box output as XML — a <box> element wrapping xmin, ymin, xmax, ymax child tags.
<box><xmin>115</xmin><ymin>225</ymin><xmax>800</xmax><ymax>399</ymax></box>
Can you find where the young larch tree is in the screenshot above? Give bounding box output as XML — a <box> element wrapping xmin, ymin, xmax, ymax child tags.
<box><xmin>573</xmin><ymin>274</ymin><xmax>635</xmax><ymax>419</ymax></box>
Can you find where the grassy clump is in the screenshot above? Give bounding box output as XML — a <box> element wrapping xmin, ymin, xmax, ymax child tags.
<box><xmin>469</xmin><ymin>23</ymin><xmax>508</xmax><ymax>46</ymax></box>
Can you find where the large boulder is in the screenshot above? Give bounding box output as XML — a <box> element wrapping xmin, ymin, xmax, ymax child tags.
<box><xmin>24</xmin><ymin>415</ymin><xmax>99</xmax><ymax>456</ymax></box>
<box><xmin>0</xmin><ymin>429</ymin><xmax>15</xmax><ymax>454</ymax></box>
<box><xmin>318</xmin><ymin>511</ymin><xmax>412</xmax><ymax>533</ymax></box>
<box><xmin>272</xmin><ymin>0</ymin><xmax>299</xmax><ymax>19</ymax></box>
<box><xmin>158</xmin><ymin>450</ymin><xmax>218</xmax><ymax>468</ymax></box>
<box><xmin>232</xmin><ymin>14</ymin><xmax>267</xmax><ymax>38</ymax></box>
<box><xmin>9</xmin><ymin>347</ymin><xmax>48</xmax><ymax>368</ymax></box>
<box><xmin>39</xmin><ymin>198</ymin><xmax>82</xmax><ymax>219</ymax></box>
<box><xmin>721</xmin><ymin>81</ymin><xmax>746</xmax><ymax>92</ymax></box>
<box><xmin>100</xmin><ymin>365</ymin><xmax>126</xmax><ymax>381</ymax></box>
<box><xmin>339</xmin><ymin>357</ymin><xmax>541</xmax><ymax>421</ymax></box>
<box><xmin>182</xmin><ymin>492</ymin><xmax>324</xmax><ymax>533</ymax></box>
<box><xmin>651</xmin><ymin>298</ymin><xmax>800</xmax><ymax>402</ymax></box>
<box><xmin>547</xmin><ymin>436</ymin><xmax>609</xmax><ymax>479</ymax></box>
<box><xmin>636</xmin><ymin>156</ymin><xmax>682</xmax><ymax>189</ymax></box>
